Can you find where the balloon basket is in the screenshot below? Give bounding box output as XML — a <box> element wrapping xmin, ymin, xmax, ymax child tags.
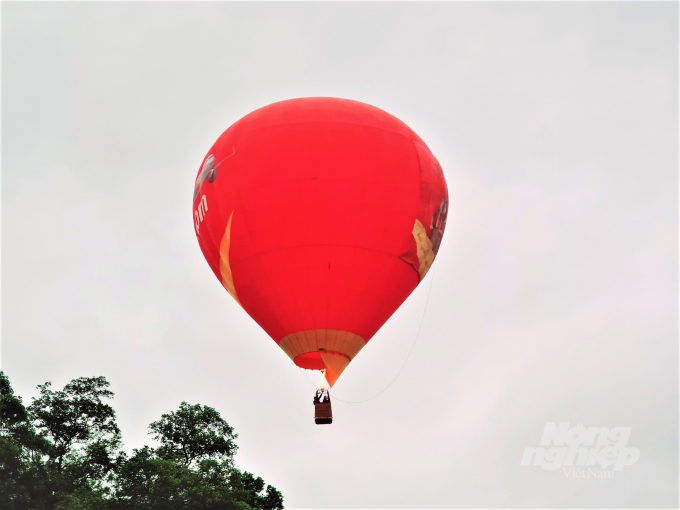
<box><xmin>314</xmin><ymin>400</ymin><xmax>333</xmax><ymax>425</ymax></box>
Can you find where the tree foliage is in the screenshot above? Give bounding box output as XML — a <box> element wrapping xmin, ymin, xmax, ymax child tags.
<box><xmin>28</xmin><ymin>377</ymin><xmax>121</xmax><ymax>472</ymax></box>
<box><xmin>149</xmin><ymin>402</ymin><xmax>237</xmax><ymax>467</ymax></box>
<box><xmin>0</xmin><ymin>372</ymin><xmax>284</xmax><ymax>510</ymax></box>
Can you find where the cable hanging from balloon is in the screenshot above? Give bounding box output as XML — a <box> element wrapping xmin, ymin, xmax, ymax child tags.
<box><xmin>298</xmin><ymin>257</ymin><xmax>439</xmax><ymax>404</ymax></box>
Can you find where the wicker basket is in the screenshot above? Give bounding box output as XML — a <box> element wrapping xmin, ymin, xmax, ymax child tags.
<box><xmin>314</xmin><ymin>402</ymin><xmax>333</xmax><ymax>424</ymax></box>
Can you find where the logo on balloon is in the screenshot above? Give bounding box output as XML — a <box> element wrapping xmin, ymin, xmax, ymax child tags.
<box><xmin>194</xmin><ymin>195</ymin><xmax>208</xmax><ymax>234</ymax></box>
<box><xmin>193</xmin><ymin>147</ymin><xmax>236</xmax><ymax>203</ymax></box>
<box><xmin>193</xmin><ymin>155</ymin><xmax>216</xmax><ymax>203</ymax></box>
<box><xmin>430</xmin><ymin>195</ymin><xmax>448</xmax><ymax>256</ymax></box>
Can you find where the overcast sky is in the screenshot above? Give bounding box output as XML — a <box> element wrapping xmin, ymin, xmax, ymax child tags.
<box><xmin>2</xmin><ymin>2</ymin><xmax>678</xmax><ymax>508</ymax></box>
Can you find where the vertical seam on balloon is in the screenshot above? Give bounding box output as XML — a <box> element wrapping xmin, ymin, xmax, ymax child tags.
<box><xmin>337</xmin><ymin>330</ymin><xmax>348</xmax><ymax>358</ymax></box>
<box><xmin>294</xmin><ymin>332</ymin><xmax>305</xmax><ymax>356</ymax></box>
<box><xmin>302</xmin><ymin>330</ymin><xmax>312</xmax><ymax>355</ymax></box>
<box><xmin>326</xmin><ymin>328</ymin><xmax>336</xmax><ymax>355</ymax></box>
<box><xmin>360</xmin><ymin>213</ymin><xmax>380</xmax><ymax>337</ymax></box>
<box><xmin>262</xmin><ymin>178</ymin><xmax>297</xmax><ymax>342</ymax></box>
<box><xmin>280</xmin><ymin>182</ymin><xmax>310</xmax><ymax>347</ymax></box>
<box><xmin>312</xmin><ymin>328</ymin><xmax>319</xmax><ymax>354</ymax></box>
<box><xmin>326</xmin><ymin>167</ymin><xmax>338</xmax><ymax>340</ymax></box>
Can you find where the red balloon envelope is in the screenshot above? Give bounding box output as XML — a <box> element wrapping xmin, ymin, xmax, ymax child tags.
<box><xmin>193</xmin><ymin>98</ymin><xmax>448</xmax><ymax>387</ymax></box>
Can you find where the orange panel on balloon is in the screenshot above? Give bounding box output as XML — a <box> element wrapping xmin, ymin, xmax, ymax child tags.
<box><xmin>193</xmin><ymin>98</ymin><xmax>448</xmax><ymax>386</ymax></box>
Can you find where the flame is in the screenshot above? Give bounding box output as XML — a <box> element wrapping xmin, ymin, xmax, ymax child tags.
<box><xmin>318</xmin><ymin>369</ymin><xmax>327</xmax><ymax>392</ymax></box>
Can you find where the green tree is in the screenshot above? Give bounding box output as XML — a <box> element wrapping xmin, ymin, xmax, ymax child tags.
<box><xmin>28</xmin><ymin>376</ymin><xmax>121</xmax><ymax>473</ymax></box>
<box><xmin>229</xmin><ymin>470</ymin><xmax>284</xmax><ymax>510</ymax></box>
<box><xmin>111</xmin><ymin>446</ymin><xmax>195</xmax><ymax>509</ymax></box>
<box><xmin>0</xmin><ymin>371</ymin><xmax>55</xmax><ymax>509</ymax></box>
<box><xmin>149</xmin><ymin>402</ymin><xmax>237</xmax><ymax>467</ymax></box>
<box><xmin>115</xmin><ymin>402</ymin><xmax>283</xmax><ymax>510</ymax></box>
<box><xmin>112</xmin><ymin>450</ymin><xmax>283</xmax><ymax>510</ymax></box>
<box><xmin>25</xmin><ymin>375</ymin><xmax>123</xmax><ymax>509</ymax></box>
<box><xmin>1</xmin><ymin>372</ymin><xmax>284</xmax><ymax>510</ymax></box>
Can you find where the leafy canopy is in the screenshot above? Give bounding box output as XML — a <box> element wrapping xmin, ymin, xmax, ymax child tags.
<box><xmin>150</xmin><ymin>401</ymin><xmax>238</xmax><ymax>467</ymax></box>
<box><xmin>0</xmin><ymin>372</ymin><xmax>284</xmax><ymax>510</ymax></box>
<box><xmin>28</xmin><ymin>376</ymin><xmax>121</xmax><ymax>471</ymax></box>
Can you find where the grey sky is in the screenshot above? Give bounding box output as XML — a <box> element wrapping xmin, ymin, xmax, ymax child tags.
<box><xmin>2</xmin><ymin>2</ymin><xmax>677</xmax><ymax>508</ymax></box>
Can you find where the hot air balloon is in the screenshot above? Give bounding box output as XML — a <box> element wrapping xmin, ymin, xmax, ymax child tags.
<box><xmin>193</xmin><ymin>97</ymin><xmax>447</xmax><ymax>423</ymax></box>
